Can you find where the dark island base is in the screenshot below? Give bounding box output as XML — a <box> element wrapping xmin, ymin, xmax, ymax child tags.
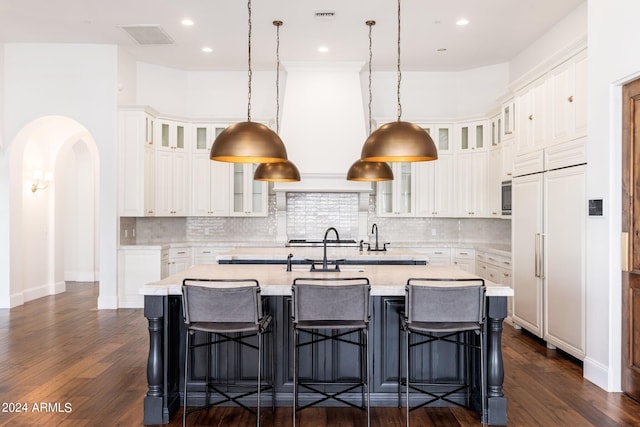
<box><xmin>143</xmin><ymin>295</ymin><xmax>507</xmax><ymax>425</ymax></box>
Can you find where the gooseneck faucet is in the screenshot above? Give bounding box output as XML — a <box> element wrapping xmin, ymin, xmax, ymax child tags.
<box><xmin>368</xmin><ymin>223</ymin><xmax>389</xmax><ymax>251</ymax></box>
<box><xmin>322</xmin><ymin>227</ymin><xmax>340</xmax><ymax>270</ymax></box>
<box><xmin>371</xmin><ymin>223</ymin><xmax>379</xmax><ymax>251</ymax></box>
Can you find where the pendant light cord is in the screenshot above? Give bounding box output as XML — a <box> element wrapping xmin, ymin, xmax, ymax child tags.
<box><xmin>247</xmin><ymin>0</ymin><xmax>253</xmax><ymax>122</ymax></box>
<box><xmin>396</xmin><ymin>0</ymin><xmax>402</xmax><ymax>122</ymax></box>
<box><xmin>367</xmin><ymin>20</ymin><xmax>375</xmax><ymax>136</ymax></box>
<box><xmin>275</xmin><ymin>21</ymin><xmax>282</xmax><ymax>134</ymax></box>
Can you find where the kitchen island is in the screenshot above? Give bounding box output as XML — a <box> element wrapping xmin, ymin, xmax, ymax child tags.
<box><xmin>216</xmin><ymin>246</ymin><xmax>428</xmax><ymax>265</ymax></box>
<box><xmin>141</xmin><ymin>264</ymin><xmax>511</xmax><ymax>425</ymax></box>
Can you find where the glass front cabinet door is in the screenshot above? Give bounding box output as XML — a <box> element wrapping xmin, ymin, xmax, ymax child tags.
<box><xmin>231</xmin><ymin>164</ymin><xmax>268</xmax><ymax>217</ymax></box>
<box><xmin>377</xmin><ymin>162</ymin><xmax>416</xmax><ymax>217</ymax></box>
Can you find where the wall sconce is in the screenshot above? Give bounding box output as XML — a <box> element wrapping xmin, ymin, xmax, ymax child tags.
<box><xmin>31</xmin><ymin>170</ymin><xmax>52</xmax><ymax>193</ymax></box>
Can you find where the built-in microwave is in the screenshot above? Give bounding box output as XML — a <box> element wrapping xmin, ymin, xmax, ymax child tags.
<box><xmin>501</xmin><ymin>180</ymin><xmax>512</xmax><ymax>216</ymax></box>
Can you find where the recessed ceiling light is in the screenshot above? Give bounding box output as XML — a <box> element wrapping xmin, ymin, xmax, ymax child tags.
<box><xmin>318</xmin><ymin>46</ymin><xmax>329</xmax><ymax>53</ymax></box>
<box><xmin>181</xmin><ymin>19</ymin><xmax>195</xmax><ymax>26</ymax></box>
<box><xmin>456</xmin><ymin>18</ymin><xmax>469</xmax><ymax>26</ymax></box>
<box><xmin>202</xmin><ymin>47</ymin><xmax>213</xmax><ymax>53</ymax></box>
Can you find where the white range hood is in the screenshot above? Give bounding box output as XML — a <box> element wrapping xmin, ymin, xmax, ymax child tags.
<box><xmin>274</xmin><ymin>61</ymin><xmax>372</xmax><ymax>194</ymax></box>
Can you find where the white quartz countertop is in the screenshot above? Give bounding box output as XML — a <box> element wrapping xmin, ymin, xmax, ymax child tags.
<box><xmin>141</xmin><ymin>264</ymin><xmax>513</xmax><ymax>297</ymax></box>
<box><xmin>216</xmin><ymin>247</ymin><xmax>427</xmax><ymax>262</ymax></box>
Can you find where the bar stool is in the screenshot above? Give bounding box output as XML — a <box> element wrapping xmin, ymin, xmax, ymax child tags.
<box><xmin>181</xmin><ymin>278</ymin><xmax>274</xmax><ymax>427</ymax></box>
<box><xmin>400</xmin><ymin>278</ymin><xmax>486</xmax><ymax>427</ymax></box>
<box><xmin>291</xmin><ymin>277</ymin><xmax>371</xmax><ymax>427</ymax></box>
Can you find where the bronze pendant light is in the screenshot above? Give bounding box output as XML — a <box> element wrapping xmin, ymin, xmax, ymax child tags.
<box><xmin>347</xmin><ymin>20</ymin><xmax>394</xmax><ymax>182</ymax></box>
<box><xmin>359</xmin><ymin>0</ymin><xmax>438</xmax><ymax>163</ymax></box>
<box><xmin>210</xmin><ymin>0</ymin><xmax>288</xmax><ymax>164</ymax></box>
<box><xmin>254</xmin><ymin>20</ymin><xmax>300</xmax><ymax>182</ymax></box>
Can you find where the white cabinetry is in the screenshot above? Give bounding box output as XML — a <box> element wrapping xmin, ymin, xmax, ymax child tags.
<box><xmin>231</xmin><ymin>164</ymin><xmax>268</xmax><ymax>216</ymax></box>
<box><xmin>118</xmin><ymin>108</ymin><xmax>156</xmax><ymax>216</ymax></box>
<box><xmin>515</xmin><ymin>77</ymin><xmax>549</xmax><ymax>156</ymax></box>
<box><xmin>117</xmin><ymin>247</ymin><xmax>162</xmax><ymax>308</ymax></box>
<box><xmin>161</xmin><ymin>247</ymin><xmax>193</xmax><ymax>278</ymax></box>
<box><xmin>512</xmin><ymin>158</ymin><xmax>585</xmax><ymax>360</ymax></box>
<box><xmin>415</xmin><ymin>155</ymin><xmax>454</xmax><ymax>217</ymax></box>
<box><xmin>412</xmin><ymin>248</ymin><xmax>451</xmax><ymax>266</ymax></box>
<box><xmin>550</xmin><ymin>50</ymin><xmax>588</xmax><ymax>144</ymax></box>
<box><xmin>502</xmin><ymin>99</ymin><xmax>515</xmax><ymax>141</ymax></box>
<box><xmin>190</xmin><ymin>125</ymin><xmax>230</xmax><ymax>216</ymax></box>
<box><xmin>377</xmin><ymin>162</ymin><xmax>415</xmax><ymax>217</ymax></box>
<box><xmin>155</xmin><ymin>120</ymin><xmax>189</xmax><ymax>216</ymax></box>
<box><xmin>456</xmin><ymin>152</ymin><xmax>488</xmax><ymax>217</ymax></box>
<box><xmin>487</xmin><ymin>146</ymin><xmax>502</xmax><ymax>218</ymax></box>
<box><xmin>423</xmin><ymin>124</ymin><xmax>454</xmax><ymax>154</ymax></box>
<box><xmin>452</xmin><ymin>248</ymin><xmax>475</xmax><ymax>273</ymax></box>
<box><xmin>456</xmin><ymin>120</ymin><xmax>488</xmax><ymax>152</ymax></box>
<box><xmin>477</xmin><ymin>251</ymin><xmax>513</xmax><ymax>318</ymax></box>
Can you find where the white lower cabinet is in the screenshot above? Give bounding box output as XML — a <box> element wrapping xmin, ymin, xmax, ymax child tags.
<box><xmin>476</xmin><ymin>251</ymin><xmax>513</xmax><ymax>319</ymax></box>
<box><xmin>452</xmin><ymin>248</ymin><xmax>475</xmax><ymax>273</ymax></box>
<box><xmin>192</xmin><ymin>246</ymin><xmax>231</xmax><ymax>265</ymax></box>
<box><xmin>416</xmin><ymin>248</ymin><xmax>451</xmax><ymax>266</ymax></box>
<box><xmin>118</xmin><ymin>247</ymin><xmax>162</xmax><ymax>308</ymax></box>
<box><xmin>167</xmin><ymin>247</ymin><xmax>192</xmax><ymax>277</ymax></box>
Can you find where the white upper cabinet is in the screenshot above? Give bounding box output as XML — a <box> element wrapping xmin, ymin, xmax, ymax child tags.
<box><xmin>501</xmin><ymin>99</ymin><xmax>515</xmax><ymax>141</ymax></box>
<box><xmin>230</xmin><ymin>164</ymin><xmax>268</xmax><ymax>217</ymax></box>
<box><xmin>155</xmin><ymin>149</ymin><xmax>189</xmax><ymax>216</ymax></box>
<box><xmin>456</xmin><ymin>151</ymin><xmax>488</xmax><ymax>217</ymax></box>
<box><xmin>515</xmin><ymin>76</ymin><xmax>549</xmax><ymax>156</ymax></box>
<box><xmin>156</xmin><ymin>119</ymin><xmax>189</xmax><ymax>152</ymax></box>
<box><xmin>118</xmin><ymin>107</ymin><xmax>156</xmax><ymax>216</ymax></box>
<box><xmin>456</xmin><ymin>120</ymin><xmax>489</xmax><ymax>152</ymax></box>
<box><xmin>487</xmin><ymin>146</ymin><xmax>502</xmax><ymax>218</ymax></box>
<box><xmin>377</xmin><ymin>162</ymin><xmax>415</xmax><ymax>217</ymax></box>
<box><xmin>421</xmin><ymin>124</ymin><xmax>454</xmax><ymax>155</ymax></box>
<box><xmin>191</xmin><ymin>125</ymin><xmax>230</xmax><ymax>216</ymax></box>
<box><xmin>550</xmin><ymin>50</ymin><xmax>588</xmax><ymax>145</ymax></box>
<box><xmin>415</xmin><ymin>155</ymin><xmax>455</xmax><ymax>217</ymax></box>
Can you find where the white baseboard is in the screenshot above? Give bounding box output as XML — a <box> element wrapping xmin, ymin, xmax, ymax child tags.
<box><xmin>584</xmin><ymin>357</ymin><xmax>619</xmax><ymax>392</ymax></box>
<box><xmin>118</xmin><ymin>295</ymin><xmax>144</xmax><ymax>308</ymax></box>
<box><xmin>50</xmin><ymin>281</ymin><xmax>66</xmax><ymax>295</ymax></box>
<box><xmin>97</xmin><ymin>294</ymin><xmax>118</xmax><ymax>309</ymax></box>
<box><xmin>8</xmin><ymin>292</ymin><xmax>24</xmax><ymax>308</ymax></box>
<box><xmin>65</xmin><ymin>271</ymin><xmax>99</xmax><ymax>282</ymax></box>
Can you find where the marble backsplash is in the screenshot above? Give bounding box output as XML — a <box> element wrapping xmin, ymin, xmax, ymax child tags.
<box><xmin>124</xmin><ymin>192</ymin><xmax>511</xmax><ymax>246</ymax></box>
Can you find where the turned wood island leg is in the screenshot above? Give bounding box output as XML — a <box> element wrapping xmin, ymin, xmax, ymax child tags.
<box><xmin>144</xmin><ymin>295</ymin><xmax>166</xmax><ymax>425</ymax></box>
<box><xmin>486</xmin><ymin>296</ymin><xmax>508</xmax><ymax>425</ymax></box>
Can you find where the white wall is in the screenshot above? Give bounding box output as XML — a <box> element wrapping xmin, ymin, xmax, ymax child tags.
<box><xmin>137</xmin><ymin>62</ymin><xmax>510</xmax><ymax>123</ymax></box>
<box><xmin>0</xmin><ymin>44</ymin><xmax>119</xmax><ymax>309</ymax></box>
<box><xmin>585</xmin><ymin>0</ymin><xmax>640</xmax><ymax>393</ymax></box>
<box><xmin>509</xmin><ymin>2</ymin><xmax>588</xmax><ymax>85</ymax></box>
<box><xmin>117</xmin><ymin>47</ymin><xmax>137</xmax><ymax>106</ymax></box>
<box><xmin>371</xmin><ymin>63</ymin><xmax>510</xmax><ymax>121</ymax></box>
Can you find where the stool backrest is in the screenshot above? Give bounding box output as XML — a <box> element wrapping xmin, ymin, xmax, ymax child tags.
<box><xmin>292</xmin><ymin>277</ymin><xmax>370</xmax><ymax>323</ymax></box>
<box><xmin>182</xmin><ymin>279</ymin><xmax>261</xmax><ymax>325</ymax></box>
<box><xmin>405</xmin><ymin>278</ymin><xmax>485</xmax><ymax>324</ymax></box>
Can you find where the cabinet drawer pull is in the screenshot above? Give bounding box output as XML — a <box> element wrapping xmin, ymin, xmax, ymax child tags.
<box><xmin>202</xmin><ymin>251</ymin><xmax>211</xmax><ymax>254</ymax></box>
<box><xmin>568</xmin><ymin>95</ymin><xmax>574</xmax><ymax>103</ymax></box>
<box><xmin>528</xmin><ymin>114</ymin><xmax>534</xmax><ymax>120</ymax></box>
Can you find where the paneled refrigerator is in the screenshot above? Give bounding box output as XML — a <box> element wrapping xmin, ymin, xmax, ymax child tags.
<box><xmin>512</xmin><ymin>154</ymin><xmax>586</xmax><ymax>360</ymax></box>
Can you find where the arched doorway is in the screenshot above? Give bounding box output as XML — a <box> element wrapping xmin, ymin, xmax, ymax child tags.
<box><xmin>8</xmin><ymin>116</ymin><xmax>99</xmax><ymax>306</ymax></box>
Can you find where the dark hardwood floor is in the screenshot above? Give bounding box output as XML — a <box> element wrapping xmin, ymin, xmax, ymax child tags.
<box><xmin>0</xmin><ymin>283</ymin><xmax>639</xmax><ymax>426</ymax></box>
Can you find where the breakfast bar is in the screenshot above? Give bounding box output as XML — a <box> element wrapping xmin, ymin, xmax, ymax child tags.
<box><xmin>141</xmin><ymin>263</ymin><xmax>511</xmax><ymax>425</ymax></box>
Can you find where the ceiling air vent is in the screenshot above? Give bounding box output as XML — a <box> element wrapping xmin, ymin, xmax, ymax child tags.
<box><xmin>314</xmin><ymin>10</ymin><xmax>336</xmax><ymax>20</ymax></box>
<box><xmin>120</xmin><ymin>25</ymin><xmax>174</xmax><ymax>45</ymax></box>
